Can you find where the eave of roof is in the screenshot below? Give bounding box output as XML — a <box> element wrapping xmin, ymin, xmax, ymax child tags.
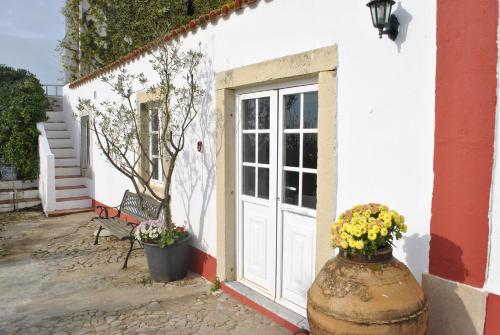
<box><xmin>68</xmin><ymin>0</ymin><xmax>261</xmax><ymax>89</ymax></box>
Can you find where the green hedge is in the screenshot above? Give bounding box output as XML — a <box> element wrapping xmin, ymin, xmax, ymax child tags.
<box><xmin>0</xmin><ymin>65</ymin><xmax>47</xmax><ymax>180</ymax></box>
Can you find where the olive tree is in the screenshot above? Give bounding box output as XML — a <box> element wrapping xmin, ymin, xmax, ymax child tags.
<box><xmin>78</xmin><ymin>43</ymin><xmax>203</xmax><ymax>225</ymax></box>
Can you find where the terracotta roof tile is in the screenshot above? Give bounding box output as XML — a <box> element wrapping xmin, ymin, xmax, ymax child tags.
<box><xmin>69</xmin><ymin>0</ymin><xmax>263</xmax><ymax>89</ymax></box>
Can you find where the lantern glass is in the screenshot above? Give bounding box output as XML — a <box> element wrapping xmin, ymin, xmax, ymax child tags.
<box><xmin>367</xmin><ymin>0</ymin><xmax>395</xmax><ymax>29</ymax></box>
<box><xmin>369</xmin><ymin>5</ymin><xmax>378</xmax><ymax>28</ymax></box>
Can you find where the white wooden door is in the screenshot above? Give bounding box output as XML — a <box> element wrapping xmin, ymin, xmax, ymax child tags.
<box><xmin>276</xmin><ymin>85</ymin><xmax>318</xmax><ymax>315</ymax></box>
<box><xmin>237</xmin><ymin>84</ymin><xmax>318</xmax><ymax>315</ymax></box>
<box><xmin>237</xmin><ymin>91</ymin><xmax>278</xmax><ymax>298</ymax></box>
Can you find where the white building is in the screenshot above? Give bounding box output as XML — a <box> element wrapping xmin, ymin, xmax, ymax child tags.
<box><xmin>38</xmin><ymin>0</ymin><xmax>500</xmax><ymax>333</ymax></box>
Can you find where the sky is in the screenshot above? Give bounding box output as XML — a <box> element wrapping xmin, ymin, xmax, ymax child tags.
<box><xmin>0</xmin><ymin>0</ymin><xmax>66</xmax><ymax>84</ymax></box>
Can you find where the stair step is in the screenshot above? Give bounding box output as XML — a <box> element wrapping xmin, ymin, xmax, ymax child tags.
<box><xmin>56</xmin><ymin>196</ymin><xmax>91</xmax><ymax>202</ymax></box>
<box><xmin>55</xmin><ymin>175</ymin><xmax>85</xmax><ymax>187</ymax></box>
<box><xmin>55</xmin><ymin>175</ymin><xmax>82</xmax><ymax>179</ymax></box>
<box><xmin>47</xmin><ymin>111</ymin><xmax>64</xmax><ymax>122</ymax></box>
<box><xmin>54</xmin><ymin>196</ymin><xmax>92</xmax><ymax>211</ymax></box>
<box><xmin>56</xmin><ymin>185</ymin><xmax>86</xmax><ymax>190</ymax></box>
<box><xmin>46</xmin><ymin>207</ymin><xmax>94</xmax><ymax>217</ymax></box>
<box><xmin>50</xmin><ymin>141</ymin><xmax>73</xmax><ymax>149</ymax></box>
<box><xmin>52</xmin><ymin>147</ymin><xmax>76</xmax><ymax>157</ymax></box>
<box><xmin>55</xmin><ymin>165</ymin><xmax>79</xmax><ymax>168</ymax></box>
<box><xmin>44</xmin><ymin>122</ymin><xmax>66</xmax><ymax>131</ymax></box>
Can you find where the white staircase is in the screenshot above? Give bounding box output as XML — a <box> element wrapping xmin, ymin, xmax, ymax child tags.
<box><xmin>43</xmin><ymin>96</ymin><xmax>92</xmax><ymax>216</ymax></box>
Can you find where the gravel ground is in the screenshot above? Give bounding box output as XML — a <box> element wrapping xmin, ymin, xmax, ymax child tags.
<box><xmin>0</xmin><ymin>211</ymin><xmax>289</xmax><ymax>335</ymax></box>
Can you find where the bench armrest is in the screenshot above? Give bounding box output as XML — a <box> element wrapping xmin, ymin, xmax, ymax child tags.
<box><xmin>97</xmin><ymin>205</ymin><xmax>120</xmax><ymax>219</ymax></box>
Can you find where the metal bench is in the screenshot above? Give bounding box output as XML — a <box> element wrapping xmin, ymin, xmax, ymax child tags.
<box><xmin>91</xmin><ymin>190</ymin><xmax>163</xmax><ymax>269</ymax></box>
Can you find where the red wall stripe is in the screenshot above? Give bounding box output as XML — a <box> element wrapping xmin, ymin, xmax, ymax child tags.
<box><xmin>484</xmin><ymin>294</ymin><xmax>500</xmax><ymax>335</ymax></box>
<box><xmin>430</xmin><ymin>0</ymin><xmax>498</xmax><ymax>287</ymax></box>
<box><xmin>189</xmin><ymin>246</ymin><xmax>217</xmax><ymax>282</ymax></box>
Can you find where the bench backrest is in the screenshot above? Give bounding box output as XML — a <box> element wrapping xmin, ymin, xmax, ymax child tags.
<box><xmin>119</xmin><ymin>191</ymin><xmax>163</xmax><ymax>222</ymax></box>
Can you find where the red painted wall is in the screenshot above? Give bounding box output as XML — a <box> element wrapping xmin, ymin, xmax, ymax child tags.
<box><xmin>484</xmin><ymin>294</ymin><xmax>500</xmax><ymax>335</ymax></box>
<box><xmin>430</xmin><ymin>0</ymin><xmax>498</xmax><ymax>287</ymax></box>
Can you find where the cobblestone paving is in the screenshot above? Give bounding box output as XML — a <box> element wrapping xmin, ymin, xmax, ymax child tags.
<box><xmin>0</xmin><ymin>211</ymin><xmax>289</xmax><ymax>335</ymax></box>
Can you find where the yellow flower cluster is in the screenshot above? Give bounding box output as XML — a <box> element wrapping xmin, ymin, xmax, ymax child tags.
<box><xmin>331</xmin><ymin>203</ymin><xmax>407</xmax><ymax>255</ymax></box>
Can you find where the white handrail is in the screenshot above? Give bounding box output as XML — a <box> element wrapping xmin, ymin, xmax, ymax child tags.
<box><xmin>37</xmin><ymin>122</ymin><xmax>56</xmax><ymax>213</ymax></box>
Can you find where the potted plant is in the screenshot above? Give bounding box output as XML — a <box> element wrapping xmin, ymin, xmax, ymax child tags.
<box><xmin>307</xmin><ymin>204</ymin><xmax>428</xmax><ymax>335</ymax></box>
<box><xmin>135</xmin><ymin>219</ymin><xmax>191</xmax><ymax>282</ymax></box>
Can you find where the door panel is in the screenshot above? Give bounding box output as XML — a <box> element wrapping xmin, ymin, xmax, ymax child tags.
<box><xmin>280</xmin><ymin>211</ymin><xmax>316</xmax><ymax>309</ymax></box>
<box><xmin>242</xmin><ymin>201</ymin><xmax>275</xmax><ymax>291</ymax></box>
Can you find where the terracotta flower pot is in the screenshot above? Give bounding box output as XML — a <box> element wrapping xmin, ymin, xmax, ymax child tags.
<box><xmin>307</xmin><ymin>247</ymin><xmax>428</xmax><ymax>335</ymax></box>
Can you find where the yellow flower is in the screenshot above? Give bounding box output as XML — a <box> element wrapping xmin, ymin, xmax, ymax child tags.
<box><xmin>348</xmin><ymin>238</ymin><xmax>355</xmax><ymax>248</ymax></box>
<box><xmin>341</xmin><ymin>232</ymin><xmax>349</xmax><ymax>240</ymax></box>
<box><xmin>363</xmin><ymin>210</ymin><xmax>371</xmax><ymax>218</ymax></box>
<box><xmin>353</xmin><ymin>226</ymin><xmax>362</xmax><ymax>237</ymax></box>
<box><xmin>372</xmin><ymin>225</ymin><xmax>380</xmax><ymax>234</ymax></box>
<box><xmin>401</xmin><ymin>224</ymin><xmax>408</xmax><ymax>233</ymax></box>
<box><xmin>355</xmin><ymin>240</ymin><xmax>364</xmax><ymax>250</ymax></box>
<box><xmin>346</xmin><ymin>224</ymin><xmax>354</xmax><ymax>234</ymax></box>
<box><xmin>360</xmin><ymin>225</ymin><xmax>367</xmax><ymax>235</ymax></box>
<box><xmin>380</xmin><ymin>228</ymin><xmax>388</xmax><ymax>236</ymax></box>
<box><xmin>368</xmin><ymin>231</ymin><xmax>377</xmax><ymax>241</ymax></box>
<box><xmin>384</xmin><ymin>219</ymin><xmax>392</xmax><ymax>228</ymax></box>
<box><xmin>340</xmin><ymin>240</ymin><xmax>349</xmax><ymax>249</ymax></box>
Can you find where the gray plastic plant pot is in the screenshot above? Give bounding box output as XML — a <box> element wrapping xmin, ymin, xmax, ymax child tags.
<box><xmin>143</xmin><ymin>234</ymin><xmax>191</xmax><ymax>282</ymax></box>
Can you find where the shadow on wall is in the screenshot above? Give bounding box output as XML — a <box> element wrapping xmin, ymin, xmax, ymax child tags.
<box><xmin>393</xmin><ymin>2</ymin><xmax>413</xmax><ymax>53</ymax></box>
<box><xmin>423</xmin><ymin>235</ymin><xmax>481</xmax><ymax>335</ymax></box>
<box><xmin>403</xmin><ymin>233</ymin><xmax>430</xmax><ymax>280</ymax></box>
<box><xmin>175</xmin><ymin>49</ymin><xmax>217</xmax><ymax>253</ymax></box>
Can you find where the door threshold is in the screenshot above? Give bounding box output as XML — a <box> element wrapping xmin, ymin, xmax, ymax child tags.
<box><xmin>222</xmin><ymin>281</ymin><xmax>310</xmax><ymax>332</ymax></box>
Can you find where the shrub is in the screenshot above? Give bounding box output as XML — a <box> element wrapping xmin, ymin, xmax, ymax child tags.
<box><xmin>0</xmin><ymin>65</ymin><xmax>47</xmax><ymax>180</ymax></box>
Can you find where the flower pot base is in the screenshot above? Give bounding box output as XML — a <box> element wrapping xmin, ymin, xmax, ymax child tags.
<box><xmin>143</xmin><ymin>235</ymin><xmax>191</xmax><ymax>282</ymax></box>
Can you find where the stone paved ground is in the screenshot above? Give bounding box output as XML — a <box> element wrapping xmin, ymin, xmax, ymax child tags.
<box><xmin>0</xmin><ymin>211</ymin><xmax>289</xmax><ymax>335</ymax></box>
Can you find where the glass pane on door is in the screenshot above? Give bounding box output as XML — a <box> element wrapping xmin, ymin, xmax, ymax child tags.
<box><xmin>281</xmin><ymin>90</ymin><xmax>318</xmax><ymax>209</ymax></box>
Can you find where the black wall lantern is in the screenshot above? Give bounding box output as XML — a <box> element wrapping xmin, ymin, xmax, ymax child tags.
<box><xmin>367</xmin><ymin>0</ymin><xmax>400</xmax><ymax>40</ymax></box>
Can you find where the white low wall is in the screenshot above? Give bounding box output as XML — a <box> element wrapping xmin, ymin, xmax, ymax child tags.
<box><xmin>37</xmin><ymin>122</ymin><xmax>56</xmax><ymax>213</ymax></box>
<box><xmin>64</xmin><ymin>0</ymin><xmax>436</xmax><ymax>277</ymax></box>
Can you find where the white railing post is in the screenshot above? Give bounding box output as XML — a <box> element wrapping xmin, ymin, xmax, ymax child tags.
<box><xmin>37</xmin><ymin>123</ymin><xmax>56</xmax><ymax>214</ymax></box>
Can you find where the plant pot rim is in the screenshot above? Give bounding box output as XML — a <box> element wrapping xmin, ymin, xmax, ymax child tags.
<box><xmin>142</xmin><ymin>233</ymin><xmax>191</xmax><ymax>248</ymax></box>
<box><xmin>338</xmin><ymin>246</ymin><xmax>393</xmax><ymax>264</ymax></box>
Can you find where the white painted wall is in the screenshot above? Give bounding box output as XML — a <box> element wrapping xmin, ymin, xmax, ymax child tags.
<box><xmin>484</xmin><ymin>11</ymin><xmax>500</xmax><ymax>296</ymax></box>
<box><xmin>64</xmin><ymin>0</ymin><xmax>436</xmax><ymax>277</ymax></box>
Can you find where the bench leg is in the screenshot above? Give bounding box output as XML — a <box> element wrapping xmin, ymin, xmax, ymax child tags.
<box><xmin>123</xmin><ymin>238</ymin><xmax>135</xmax><ymax>269</ymax></box>
<box><xmin>94</xmin><ymin>226</ymin><xmax>103</xmax><ymax>245</ymax></box>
